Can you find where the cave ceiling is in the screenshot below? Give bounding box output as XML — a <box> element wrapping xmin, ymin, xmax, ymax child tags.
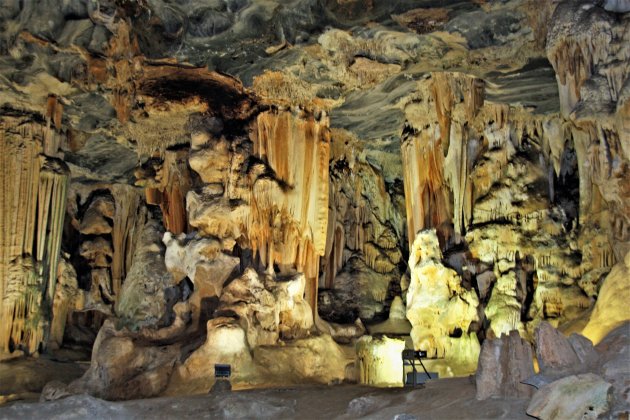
<box><xmin>1</xmin><ymin>0</ymin><xmax>564</xmax><ymax>183</ymax></box>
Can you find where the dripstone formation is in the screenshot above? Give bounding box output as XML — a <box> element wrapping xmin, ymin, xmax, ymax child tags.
<box><xmin>0</xmin><ymin>0</ymin><xmax>628</xmax><ymax>416</ymax></box>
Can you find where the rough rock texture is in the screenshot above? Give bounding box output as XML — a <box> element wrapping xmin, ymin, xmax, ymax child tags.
<box><xmin>186</xmin><ymin>108</ymin><xmax>331</xmax><ymax>314</ymax></box>
<box><xmin>49</xmin><ymin>257</ymin><xmax>81</xmax><ymax>349</ymax></box>
<box><xmin>1</xmin><ymin>113</ymin><xmax>69</xmax><ymax>354</ymax></box>
<box><xmin>0</xmin><ymin>0</ymin><xmax>629</xmax><ymax>406</ymax></box>
<box><xmin>163</xmin><ymin>231</ymin><xmax>240</xmax><ymax>330</ymax></box>
<box><xmin>167</xmin><ymin>316</ymin><xmax>352</xmax><ymax>395</ymax></box>
<box><xmin>217</xmin><ymin>268</ymin><xmax>314</xmax><ymax>347</ymax></box>
<box><xmin>476</xmin><ymin>330</ymin><xmax>535</xmax><ymax>400</ymax></box>
<box><xmin>522</xmin><ymin>322</ymin><xmax>630</xmax><ymax>419</ymax></box>
<box><xmin>594</xmin><ymin>322</ymin><xmax>630</xmax><ymax>417</ymax></box>
<box><xmin>568</xmin><ymin>333</ymin><xmax>598</xmax><ymax>365</ymax></box>
<box><xmin>535</xmin><ymin>321</ymin><xmax>580</xmax><ymax>373</ymax></box>
<box><xmin>321</xmin><ymin>156</ymin><xmax>406</xmax><ymax>322</ymax></box>
<box><xmin>406</xmin><ymin>230</ymin><xmax>480</xmax><ymax>377</ymax></box>
<box><xmin>51</xmin><ymin>320</ymin><xmax>181</xmax><ymax>401</ymax></box>
<box><xmin>115</xmin><ymin>220</ymin><xmax>176</xmax><ymax>329</ymax></box>
<box><xmin>526</xmin><ymin>373</ymin><xmax>612</xmax><ymax>420</ymax></box>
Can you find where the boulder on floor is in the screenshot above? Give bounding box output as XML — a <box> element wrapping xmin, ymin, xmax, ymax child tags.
<box><xmin>594</xmin><ymin>322</ymin><xmax>630</xmax><ymax>417</ymax></box>
<box><xmin>526</xmin><ymin>373</ymin><xmax>612</xmax><ymax>420</ymax></box>
<box><xmin>534</xmin><ymin>321</ymin><xmax>579</xmax><ymax>373</ymax></box>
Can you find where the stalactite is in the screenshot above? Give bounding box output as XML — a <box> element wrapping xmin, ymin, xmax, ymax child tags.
<box><xmin>401</xmin><ymin>122</ymin><xmax>452</xmax><ymax>247</ymax></box>
<box><xmin>0</xmin><ymin>116</ymin><xmax>69</xmax><ymax>354</ymax></box>
<box><xmin>110</xmin><ymin>184</ymin><xmax>147</xmax><ymax>297</ymax></box>
<box><xmin>402</xmin><ymin>72</ymin><xmax>491</xmax><ymax>246</ymax></box>
<box><xmin>546</xmin><ymin>2</ymin><xmax>627</xmax><ymax>117</ymax></box>
<box><xmin>143</xmin><ymin>150</ymin><xmax>191</xmax><ymax>234</ymax></box>
<box><xmin>38</xmin><ymin>160</ymin><xmax>70</xmax><ymax>304</ymax></box>
<box><xmin>249</xmin><ymin>109</ymin><xmax>331</xmax><ymax>311</ymax></box>
<box><xmin>400</xmin><ymin>63</ymin><xmax>629</xmax><ymax>338</ymax></box>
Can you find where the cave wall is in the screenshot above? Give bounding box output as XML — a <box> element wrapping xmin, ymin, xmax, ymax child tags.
<box><xmin>320</xmin><ymin>155</ymin><xmax>406</xmax><ymax>322</ymax></box>
<box><xmin>400</xmin><ymin>2</ymin><xmax>629</xmax><ymax>366</ymax></box>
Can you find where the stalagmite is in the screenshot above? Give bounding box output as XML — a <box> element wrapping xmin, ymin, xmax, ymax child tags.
<box><xmin>401</xmin><ymin>63</ymin><xmax>625</xmax><ymax>340</ymax></box>
<box><xmin>405</xmin><ymin>230</ymin><xmax>480</xmax><ymax>376</ymax></box>
<box><xmin>1</xmin><ymin>0</ymin><xmax>630</xmax><ymax>410</ymax></box>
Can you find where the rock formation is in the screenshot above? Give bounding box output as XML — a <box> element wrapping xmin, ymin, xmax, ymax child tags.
<box><xmin>527</xmin><ymin>373</ymin><xmax>613</xmax><ymax>419</ymax></box>
<box><xmin>0</xmin><ymin>0</ymin><xmax>628</xmax><ymax>413</ymax></box>
<box><xmin>476</xmin><ymin>330</ymin><xmax>535</xmax><ymax>400</ymax></box>
<box><xmin>406</xmin><ymin>229</ymin><xmax>480</xmax><ymax>376</ymax></box>
<box><xmin>356</xmin><ymin>335</ymin><xmax>405</xmax><ymax>387</ymax></box>
<box><xmin>1</xmin><ymin>111</ymin><xmax>69</xmax><ymax>354</ymax></box>
<box><xmin>524</xmin><ymin>322</ymin><xmax>630</xmax><ymax>419</ymax></box>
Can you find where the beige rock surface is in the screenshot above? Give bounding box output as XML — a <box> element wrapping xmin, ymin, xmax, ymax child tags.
<box><xmin>582</xmin><ymin>252</ymin><xmax>630</xmax><ymax>344</ymax></box>
<box><xmin>0</xmin><ymin>0</ymin><xmax>629</xmax><ymax>412</ymax></box>
<box><xmin>526</xmin><ymin>373</ymin><xmax>612</xmax><ymax>420</ymax></box>
<box><xmin>355</xmin><ymin>335</ymin><xmax>405</xmax><ymax>387</ymax></box>
<box><xmin>406</xmin><ymin>230</ymin><xmax>480</xmax><ymax>376</ymax></box>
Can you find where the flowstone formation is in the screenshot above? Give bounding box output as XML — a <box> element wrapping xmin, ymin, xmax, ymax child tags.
<box><xmin>0</xmin><ymin>0</ymin><xmax>629</xmax><ymax>411</ymax></box>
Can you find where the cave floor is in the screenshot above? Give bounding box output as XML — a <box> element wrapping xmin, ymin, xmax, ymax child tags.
<box><xmin>0</xmin><ymin>352</ymin><xmax>89</xmax><ymax>404</ymax></box>
<box><xmin>0</xmin><ymin>377</ymin><xmax>530</xmax><ymax>419</ymax></box>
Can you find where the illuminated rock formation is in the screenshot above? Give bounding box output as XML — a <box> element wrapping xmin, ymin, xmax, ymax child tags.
<box><xmin>406</xmin><ymin>230</ymin><xmax>480</xmax><ymax>376</ymax></box>
<box><xmin>401</xmin><ymin>52</ymin><xmax>628</xmax><ymax>342</ymax></box>
<box><xmin>217</xmin><ymin>268</ymin><xmax>314</xmax><ymax>347</ymax></box>
<box><xmin>356</xmin><ymin>335</ymin><xmax>405</xmax><ymax>387</ymax></box>
<box><xmin>168</xmin><ymin>315</ymin><xmax>352</xmax><ymax>395</ymax></box>
<box><xmin>251</xmin><ymin>110</ymin><xmax>330</xmax><ymax>302</ymax></box>
<box><xmin>165</xmin><ymin>267</ymin><xmax>352</xmax><ymax>394</ymax></box>
<box><xmin>582</xmin><ymin>251</ymin><xmax>630</xmax><ymax>344</ymax></box>
<box><xmin>0</xmin><ymin>0</ymin><xmax>629</xmax><ymax>409</ymax></box>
